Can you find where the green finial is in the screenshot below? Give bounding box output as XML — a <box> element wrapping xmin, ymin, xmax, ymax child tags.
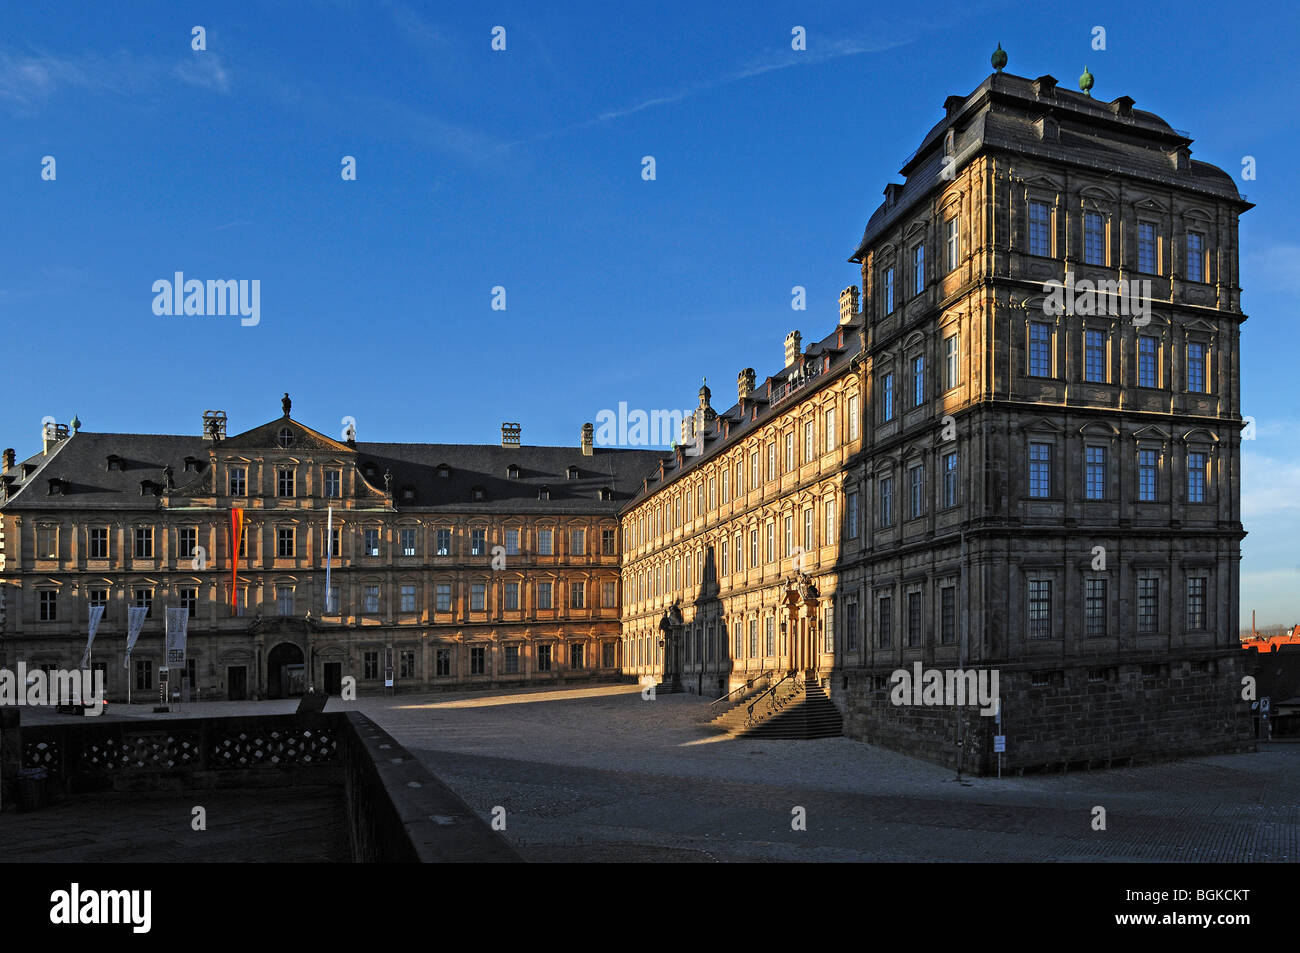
<box><xmin>991</xmin><ymin>42</ymin><xmax>1007</xmax><ymax>72</ymax></box>
<box><xmin>71</xmin><ymin>413</ymin><xmax>81</xmax><ymax>433</ymax></box>
<box><xmin>1079</xmin><ymin>65</ymin><xmax>1094</xmax><ymax>96</ymax></box>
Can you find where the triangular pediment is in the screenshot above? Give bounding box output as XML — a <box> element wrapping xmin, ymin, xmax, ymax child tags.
<box><xmin>1024</xmin><ymin>174</ymin><xmax>1061</xmax><ymax>190</ymax></box>
<box><xmin>1131</xmin><ymin>425</ymin><xmax>1171</xmax><ymax>441</ymax></box>
<box><xmin>1022</xmin><ymin>417</ymin><xmax>1065</xmax><ymax>435</ymax></box>
<box><xmin>221</xmin><ymin>417</ymin><xmax>354</xmax><ymax>453</ymax></box>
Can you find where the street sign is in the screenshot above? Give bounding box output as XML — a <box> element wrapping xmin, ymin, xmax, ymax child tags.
<box><xmin>993</xmin><ymin>735</ymin><xmax>1006</xmax><ymax>753</ymax></box>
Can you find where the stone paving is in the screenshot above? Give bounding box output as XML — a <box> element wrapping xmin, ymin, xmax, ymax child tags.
<box><xmin>0</xmin><ymin>785</ymin><xmax>349</xmax><ymax>862</ymax></box>
<box><xmin>12</xmin><ymin>686</ymin><xmax>1299</xmax><ymax>862</ymax></box>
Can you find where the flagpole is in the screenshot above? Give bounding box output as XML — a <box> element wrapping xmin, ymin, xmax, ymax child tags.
<box><xmin>325</xmin><ymin>506</ymin><xmax>334</xmax><ymax>614</ymax></box>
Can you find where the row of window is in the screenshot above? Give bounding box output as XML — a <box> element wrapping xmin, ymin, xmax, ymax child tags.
<box><xmin>34</xmin><ymin>579</ymin><xmax>619</xmax><ymax>621</ymax></box>
<box><xmin>368</xmin><ymin>642</ymin><xmax>616</xmax><ymax>677</ymax></box>
<box><xmin>117</xmin><ymin>643</ymin><xmax>614</xmax><ymax>688</ymax></box>
<box><xmin>877</xmin><ymin>209</ymin><xmax>1210</xmax><ymax>318</ymax></box>
<box><xmin>1026</xmin><ymin>442</ymin><xmax>1212</xmax><ymax>502</ymax></box>
<box><xmin>629</xmin><ymin>496</ymin><xmax>854</xmax><ymax>604</ymax></box>
<box><xmin>37</xmin><ymin>524</ymin><xmax>615</xmax><ymax>561</ymax></box>
<box><xmin>627</xmin><ymin>395</ymin><xmax>862</xmax><ymax>552</ymax></box>
<box><xmin>624</xmin><ymin>572</ymin><xmax>1211</xmax><ymax>661</ymax></box>
<box><xmin>1027</xmin><ymin>324</ymin><xmax>1210</xmax><ymax>391</ymax></box>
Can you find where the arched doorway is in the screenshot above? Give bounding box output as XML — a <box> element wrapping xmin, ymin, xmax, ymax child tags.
<box><xmin>267</xmin><ymin>642</ymin><xmax>306</xmax><ymax>699</ymax></box>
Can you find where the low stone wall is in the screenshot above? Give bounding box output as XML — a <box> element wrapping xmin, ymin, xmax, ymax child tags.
<box><xmin>20</xmin><ymin>713</ymin><xmax>342</xmax><ymax>795</ymax></box>
<box><xmin>834</xmin><ymin>649</ymin><xmax>1256</xmax><ymax>775</ymax></box>
<box><xmin>17</xmin><ymin>711</ymin><xmax>521</xmax><ymax>862</ymax></box>
<box><xmin>338</xmin><ymin>712</ymin><xmax>520</xmax><ymax>863</ymax></box>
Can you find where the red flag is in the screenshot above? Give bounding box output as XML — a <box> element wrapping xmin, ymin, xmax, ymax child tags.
<box><xmin>230</xmin><ymin>508</ymin><xmax>244</xmax><ymax>614</ymax></box>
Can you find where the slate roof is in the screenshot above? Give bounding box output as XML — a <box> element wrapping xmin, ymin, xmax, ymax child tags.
<box><xmin>850</xmin><ymin>71</ymin><xmax>1250</xmax><ymax>262</ymax></box>
<box><xmin>350</xmin><ymin>442</ymin><xmax>662</xmax><ymax>514</ymax></box>
<box><xmin>624</xmin><ymin>316</ymin><xmax>864</xmax><ymax>509</ymax></box>
<box><xmin>0</xmin><ymin>428</ymin><xmax>662</xmax><ymax>516</ymax></box>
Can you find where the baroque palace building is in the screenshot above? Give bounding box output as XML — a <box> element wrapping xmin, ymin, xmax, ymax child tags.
<box><xmin>0</xmin><ymin>398</ymin><xmax>659</xmax><ymax>701</ymax></box>
<box><xmin>0</xmin><ymin>59</ymin><xmax>1257</xmax><ymax>773</ymax></box>
<box><xmin>621</xmin><ymin>62</ymin><xmax>1254</xmax><ymax>771</ymax></box>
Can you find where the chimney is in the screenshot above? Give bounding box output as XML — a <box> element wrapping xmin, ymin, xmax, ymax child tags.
<box><xmin>581</xmin><ymin>422</ymin><xmax>594</xmax><ymax>456</ymax></box>
<box><xmin>838</xmin><ymin>287</ymin><xmax>860</xmax><ymax>325</ymax></box>
<box><xmin>501</xmin><ymin>422</ymin><xmax>521</xmax><ymax>448</ymax></box>
<box><xmin>784</xmin><ymin>331</ymin><xmax>802</xmax><ymax>368</ymax></box>
<box><xmin>737</xmin><ymin>368</ymin><xmax>756</xmax><ymax>402</ymax></box>
<box><xmin>42</xmin><ymin>421</ymin><xmax>69</xmax><ymax>454</ymax></box>
<box><xmin>2</xmin><ymin>449</ymin><xmax>13</xmax><ymax>471</ymax></box>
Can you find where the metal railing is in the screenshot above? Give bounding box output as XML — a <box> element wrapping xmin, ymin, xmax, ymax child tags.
<box><xmin>745</xmin><ymin>671</ymin><xmax>803</xmax><ymax>728</ymax></box>
<box><xmin>769</xmin><ymin>363</ymin><xmax>823</xmax><ymax>408</ymax></box>
<box><xmin>709</xmin><ymin>671</ymin><xmax>775</xmax><ymax>716</ymax></box>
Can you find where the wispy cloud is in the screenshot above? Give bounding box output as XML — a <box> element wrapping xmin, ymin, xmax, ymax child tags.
<box><xmin>381</xmin><ymin>0</ymin><xmax>453</xmax><ymax>55</ymax></box>
<box><xmin>174</xmin><ymin>54</ymin><xmax>230</xmax><ymax>93</ymax></box>
<box><xmin>0</xmin><ymin>46</ymin><xmax>230</xmax><ymax>113</ymax></box>
<box><xmin>506</xmin><ymin>33</ymin><xmax>912</xmax><ymax>147</ymax></box>
<box><xmin>0</xmin><ymin>49</ymin><xmax>144</xmax><ymax>110</ymax></box>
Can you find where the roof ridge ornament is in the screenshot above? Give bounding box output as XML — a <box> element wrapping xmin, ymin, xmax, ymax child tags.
<box><xmin>991</xmin><ymin>42</ymin><xmax>1007</xmax><ymax>72</ymax></box>
<box><xmin>1079</xmin><ymin>65</ymin><xmax>1094</xmax><ymax>97</ymax></box>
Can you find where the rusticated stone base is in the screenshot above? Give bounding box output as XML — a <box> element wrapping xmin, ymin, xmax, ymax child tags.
<box><xmin>831</xmin><ymin>650</ymin><xmax>1256</xmax><ymax>776</ymax></box>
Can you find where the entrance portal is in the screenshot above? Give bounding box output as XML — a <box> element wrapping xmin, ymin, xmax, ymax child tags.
<box><xmin>323</xmin><ymin>661</ymin><xmax>342</xmax><ymax>695</ymax></box>
<box><xmin>267</xmin><ymin>642</ymin><xmax>306</xmax><ymax>699</ymax></box>
<box><xmin>227</xmin><ymin>665</ymin><xmax>248</xmax><ymax>701</ymax></box>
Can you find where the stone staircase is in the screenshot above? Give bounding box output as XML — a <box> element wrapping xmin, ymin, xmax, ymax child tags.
<box><xmin>710</xmin><ymin>674</ymin><xmax>843</xmax><ymax>740</ymax></box>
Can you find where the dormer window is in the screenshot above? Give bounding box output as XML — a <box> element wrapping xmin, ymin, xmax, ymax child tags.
<box><xmin>539</xmin><ymin>485</ymin><xmax>551</xmax><ymax>500</ymax></box>
<box><xmin>140</xmin><ymin>480</ymin><xmax>159</xmax><ymax>496</ymax></box>
<box><xmin>47</xmin><ymin>478</ymin><xmax>64</xmax><ymax>496</ymax></box>
<box><xmin>106</xmin><ymin>455</ymin><xmax>122</xmax><ymax>471</ymax></box>
<box><xmin>363</xmin><ymin>463</ymin><xmax>377</xmax><ymax>479</ymax></box>
<box><xmin>506</xmin><ymin>464</ymin><xmax>519</xmax><ymax>480</ymax></box>
<box><xmin>183</xmin><ymin>456</ymin><xmax>200</xmax><ymax>472</ymax></box>
<box><xmin>436</xmin><ymin>464</ymin><xmax>451</xmax><ymax>479</ymax></box>
<box><xmin>471</xmin><ymin>485</ymin><xmax>486</xmax><ymax>501</ymax></box>
<box><xmin>566</xmin><ymin>466</ymin><xmax>578</xmax><ymax>480</ymax></box>
<box><xmin>401</xmin><ymin>486</ymin><xmax>416</xmax><ymax>501</ymax></box>
<box><xmin>276</xmin><ymin>427</ymin><xmax>295</xmax><ymax>449</ymax></box>
<box><xmin>599</xmin><ymin>487</ymin><xmax>613</xmax><ymax>501</ymax></box>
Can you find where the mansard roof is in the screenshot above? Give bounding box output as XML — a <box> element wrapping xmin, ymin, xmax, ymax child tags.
<box><xmin>851</xmin><ymin>70</ymin><xmax>1250</xmax><ymax>262</ymax></box>
<box><xmin>0</xmin><ymin>423</ymin><xmax>660</xmax><ymax>515</ymax></box>
<box><xmin>624</xmin><ymin>315</ymin><xmax>864</xmax><ymax>510</ymax></box>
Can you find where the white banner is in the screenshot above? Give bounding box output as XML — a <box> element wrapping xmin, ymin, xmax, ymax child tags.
<box><xmin>324</xmin><ymin>505</ymin><xmax>333</xmax><ymax>613</ymax></box>
<box><xmin>123</xmin><ymin>605</ymin><xmax>148</xmax><ymax>669</ymax></box>
<box><xmin>165</xmin><ymin>607</ymin><xmax>189</xmax><ymax>669</ymax></box>
<box><xmin>79</xmin><ymin>604</ymin><xmax>105</xmax><ymax>670</ymax></box>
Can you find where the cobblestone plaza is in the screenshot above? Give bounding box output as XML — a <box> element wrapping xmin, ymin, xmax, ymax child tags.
<box><xmin>17</xmin><ymin>689</ymin><xmax>1290</xmax><ymax>863</ymax></box>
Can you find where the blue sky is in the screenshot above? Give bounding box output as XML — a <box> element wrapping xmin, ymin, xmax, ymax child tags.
<box><xmin>2</xmin><ymin>0</ymin><xmax>1297</xmax><ymax>625</ymax></box>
